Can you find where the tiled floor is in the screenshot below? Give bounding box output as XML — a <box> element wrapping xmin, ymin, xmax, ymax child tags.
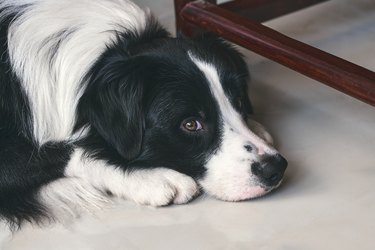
<box><xmin>1</xmin><ymin>0</ymin><xmax>375</xmax><ymax>249</ymax></box>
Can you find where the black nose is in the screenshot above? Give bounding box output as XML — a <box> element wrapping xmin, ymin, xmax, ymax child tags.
<box><xmin>251</xmin><ymin>154</ymin><xmax>288</xmax><ymax>186</ymax></box>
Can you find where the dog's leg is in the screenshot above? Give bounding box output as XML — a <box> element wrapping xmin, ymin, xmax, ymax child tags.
<box><xmin>64</xmin><ymin>148</ymin><xmax>199</xmax><ymax>207</ymax></box>
<box><xmin>38</xmin><ymin>177</ymin><xmax>111</xmax><ymax>222</ymax></box>
<box><xmin>246</xmin><ymin>119</ymin><xmax>274</xmax><ymax>146</ymax></box>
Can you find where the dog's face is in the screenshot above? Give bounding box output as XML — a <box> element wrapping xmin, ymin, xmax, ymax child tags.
<box><xmin>83</xmin><ymin>35</ymin><xmax>287</xmax><ymax>201</ymax></box>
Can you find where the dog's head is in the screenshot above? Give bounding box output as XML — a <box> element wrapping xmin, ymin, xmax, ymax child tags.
<box><xmin>80</xmin><ymin>33</ymin><xmax>287</xmax><ymax>201</ymax></box>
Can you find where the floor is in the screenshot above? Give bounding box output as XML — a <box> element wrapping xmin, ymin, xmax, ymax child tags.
<box><xmin>1</xmin><ymin>0</ymin><xmax>375</xmax><ymax>249</ymax></box>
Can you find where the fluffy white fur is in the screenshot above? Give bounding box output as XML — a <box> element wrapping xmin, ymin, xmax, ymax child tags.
<box><xmin>2</xmin><ymin>0</ymin><xmax>148</xmax><ymax>144</ymax></box>
<box><xmin>39</xmin><ymin>148</ymin><xmax>199</xmax><ymax>219</ymax></box>
<box><xmin>189</xmin><ymin>53</ymin><xmax>278</xmax><ymax>200</ymax></box>
<box><xmin>39</xmin><ymin>176</ymin><xmax>111</xmax><ymax>221</ymax></box>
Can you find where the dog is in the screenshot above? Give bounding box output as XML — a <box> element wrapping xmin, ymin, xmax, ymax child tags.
<box><xmin>0</xmin><ymin>0</ymin><xmax>287</xmax><ymax>229</ymax></box>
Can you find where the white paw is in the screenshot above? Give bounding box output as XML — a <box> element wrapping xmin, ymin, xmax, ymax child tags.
<box><xmin>247</xmin><ymin>119</ymin><xmax>274</xmax><ymax>146</ymax></box>
<box><xmin>125</xmin><ymin>168</ymin><xmax>199</xmax><ymax>207</ymax></box>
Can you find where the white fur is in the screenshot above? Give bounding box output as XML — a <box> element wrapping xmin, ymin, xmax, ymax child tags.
<box><xmin>189</xmin><ymin>53</ymin><xmax>278</xmax><ymax>201</ymax></box>
<box><xmin>1</xmin><ymin>0</ymin><xmax>148</xmax><ymax>144</ymax></box>
<box><xmin>247</xmin><ymin>119</ymin><xmax>274</xmax><ymax>146</ymax></box>
<box><xmin>38</xmin><ymin>177</ymin><xmax>111</xmax><ymax>222</ymax></box>
<box><xmin>39</xmin><ymin>148</ymin><xmax>199</xmax><ymax>219</ymax></box>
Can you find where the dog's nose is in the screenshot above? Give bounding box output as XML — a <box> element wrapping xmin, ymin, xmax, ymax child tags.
<box><xmin>251</xmin><ymin>154</ymin><xmax>287</xmax><ymax>186</ymax></box>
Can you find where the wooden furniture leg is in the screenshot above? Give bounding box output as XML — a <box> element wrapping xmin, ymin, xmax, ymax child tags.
<box><xmin>174</xmin><ymin>0</ymin><xmax>375</xmax><ymax>107</ymax></box>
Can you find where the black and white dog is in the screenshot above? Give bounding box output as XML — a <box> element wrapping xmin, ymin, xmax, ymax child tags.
<box><xmin>0</xmin><ymin>0</ymin><xmax>287</xmax><ymax>228</ymax></box>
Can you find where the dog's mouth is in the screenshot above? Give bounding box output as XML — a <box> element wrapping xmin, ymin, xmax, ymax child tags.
<box><xmin>202</xmin><ymin>178</ymin><xmax>284</xmax><ymax>202</ymax></box>
<box><xmin>261</xmin><ymin>179</ymin><xmax>283</xmax><ymax>196</ymax></box>
<box><xmin>240</xmin><ymin>179</ymin><xmax>284</xmax><ymax>201</ymax></box>
<box><xmin>252</xmin><ymin>178</ymin><xmax>284</xmax><ymax>197</ymax></box>
<box><xmin>240</xmin><ymin>181</ymin><xmax>284</xmax><ymax>201</ymax></box>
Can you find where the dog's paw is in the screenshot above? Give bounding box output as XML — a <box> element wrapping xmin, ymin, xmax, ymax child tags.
<box><xmin>125</xmin><ymin>168</ymin><xmax>199</xmax><ymax>206</ymax></box>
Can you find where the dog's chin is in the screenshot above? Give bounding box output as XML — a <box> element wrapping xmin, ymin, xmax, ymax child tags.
<box><xmin>208</xmin><ymin>179</ymin><xmax>283</xmax><ymax>202</ymax></box>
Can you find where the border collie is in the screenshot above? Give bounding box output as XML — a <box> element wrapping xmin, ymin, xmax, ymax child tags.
<box><xmin>0</xmin><ymin>0</ymin><xmax>287</xmax><ymax>229</ymax></box>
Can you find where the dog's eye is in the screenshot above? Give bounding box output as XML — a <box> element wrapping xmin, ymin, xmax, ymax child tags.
<box><xmin>181</xmin><ymin>118</ymin><xmax>203</xmax><ymax>132</ymax></box>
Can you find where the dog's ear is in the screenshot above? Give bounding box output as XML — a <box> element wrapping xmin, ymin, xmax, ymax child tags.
<box><xmin>82</xmin><ymin>55</ymin><xmax>151</xmax><ymax>160</ymax></box>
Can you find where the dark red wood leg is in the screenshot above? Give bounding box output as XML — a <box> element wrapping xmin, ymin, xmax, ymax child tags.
<box><xmin>174</xmin><ymin>0</ymin><xmax>192</xmax><ymax>34</ymax></box>
<box><xmin>219</xmin><ymin>0</ymin><xmax>328</xmax><ymax>22</ymax></box>
<box><xmin>177</xmin><ymin>1</ymin><xmax>375</xmax><ymax>106</ymax></box>
<box><xmin>174</xmin><ymin>0</ymin><xmax>217</xmax><ymax>36</ymax></box>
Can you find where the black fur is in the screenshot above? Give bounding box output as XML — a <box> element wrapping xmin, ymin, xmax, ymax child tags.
<box><xmin>0</xmin><ymin>7</ymin><xmax>74</xmax><ymax>229</ymax></box>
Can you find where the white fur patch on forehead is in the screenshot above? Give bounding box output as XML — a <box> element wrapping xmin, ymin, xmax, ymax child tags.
<box><xmin>188</xmin><ymin>52</ymin><xmax>274</xmax><ymax>154</ymax></box>
<box><xmin>188</xmin><ymin>52</ymin><xmax>240</xmax><ymax>125</ymax></box>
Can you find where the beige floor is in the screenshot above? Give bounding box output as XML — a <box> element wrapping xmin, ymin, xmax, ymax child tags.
<box><xmin>1</xmin><ymin>0</ymin><xmax>375</xmax><ymax>249</ymax></box>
